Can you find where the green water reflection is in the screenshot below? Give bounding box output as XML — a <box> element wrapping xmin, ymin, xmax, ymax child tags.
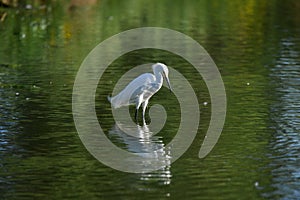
<box><xmin>1</xmin><ymin>0</ymin><xmax>300</xmax><ymax>199</ymax></box>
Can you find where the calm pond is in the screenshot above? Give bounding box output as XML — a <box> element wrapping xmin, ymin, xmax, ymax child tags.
<box><xmin>1</xmin><ymin>0</ymin><xmax>300</xmax><ymax>199</ymax></box>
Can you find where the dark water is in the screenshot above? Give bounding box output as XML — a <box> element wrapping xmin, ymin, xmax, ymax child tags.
<box><xmin>1</xmin><ymin>0</ymin><xmax>300</xmax><ymax>199</ymax></box>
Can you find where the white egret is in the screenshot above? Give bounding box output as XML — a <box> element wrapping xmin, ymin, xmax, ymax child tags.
<box><xmin>108</xmin><ymin>63</ymin><xmax>172</xmax><ymax>122</ymax></box>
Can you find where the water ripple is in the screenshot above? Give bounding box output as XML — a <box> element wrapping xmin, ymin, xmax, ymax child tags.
<box><xmin>265</xmin><ymin>37</ymin><xmax>300</xmax><ymax>199</ymax></box>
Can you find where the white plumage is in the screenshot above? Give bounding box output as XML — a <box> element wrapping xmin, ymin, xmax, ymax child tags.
<box><xmin>108</xmin><ymin>63</ymin><xmax>172</xmax><ymax>122</ymax></box>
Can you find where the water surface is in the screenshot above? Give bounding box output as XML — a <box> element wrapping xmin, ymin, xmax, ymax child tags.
<box><xmin>1</xmin><ymin>0</ymin><xmax>300</xmax><ymax>199</ymax></box>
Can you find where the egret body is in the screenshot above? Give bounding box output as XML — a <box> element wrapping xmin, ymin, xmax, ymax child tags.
<box><xmin>108</xmin><ymin>63</ymin><xmax>172</xmax><ymax>122</ymax></box>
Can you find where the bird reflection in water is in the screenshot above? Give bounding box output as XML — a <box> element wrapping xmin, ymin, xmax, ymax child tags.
<box><xmin>108</xmin><ymin>123</ymin><xmax>172</xmax><ymax>185</ymax></box>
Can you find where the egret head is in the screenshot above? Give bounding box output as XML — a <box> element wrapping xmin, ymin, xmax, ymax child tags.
<box><xmin>152</xmin><ymin>63</ymin><xmax>173</xmax><ymax>92</ymax></box>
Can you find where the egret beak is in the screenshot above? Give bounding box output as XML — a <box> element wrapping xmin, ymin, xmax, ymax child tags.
<box><xmin>163</xmin><ymin>72</ymin><xmax>173</xmax><ymax>92</ymax></box>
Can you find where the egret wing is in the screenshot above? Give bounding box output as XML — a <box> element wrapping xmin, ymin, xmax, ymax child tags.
<box><xmin>110</xmin><ymin>73</ymin><xmax>155</xmax><ymax>108</ymax></box>
<box><xmin>129</xmin><ymin>82</ymin><xmax>160</xmax><ymax>104</ymax></box>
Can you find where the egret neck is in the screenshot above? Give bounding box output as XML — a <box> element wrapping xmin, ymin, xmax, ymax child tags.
<box><xmin>153</xmin><ymin>68</ymin><xmax>164</xmax><ymax>89</ymax></box>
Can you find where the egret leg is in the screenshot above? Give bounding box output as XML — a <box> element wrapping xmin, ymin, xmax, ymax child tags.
<box><xmin>142</xmin><ymin>99</ymin><xmax>149</xmax><ymax>125</ymax></box>
<box><xmin>135</xmin><ymin>102</ymin><xmax>141</xmax><ymax>123</ymax></box>
<box><xmin>135</xmin><ymin>108</ymin><xmax>138</xmax><ymax>122</ymax></box>
<box><xmin>134</xmin><ymin>95</ymin><xmax>143</xmax><ymax>124</ymax></box>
